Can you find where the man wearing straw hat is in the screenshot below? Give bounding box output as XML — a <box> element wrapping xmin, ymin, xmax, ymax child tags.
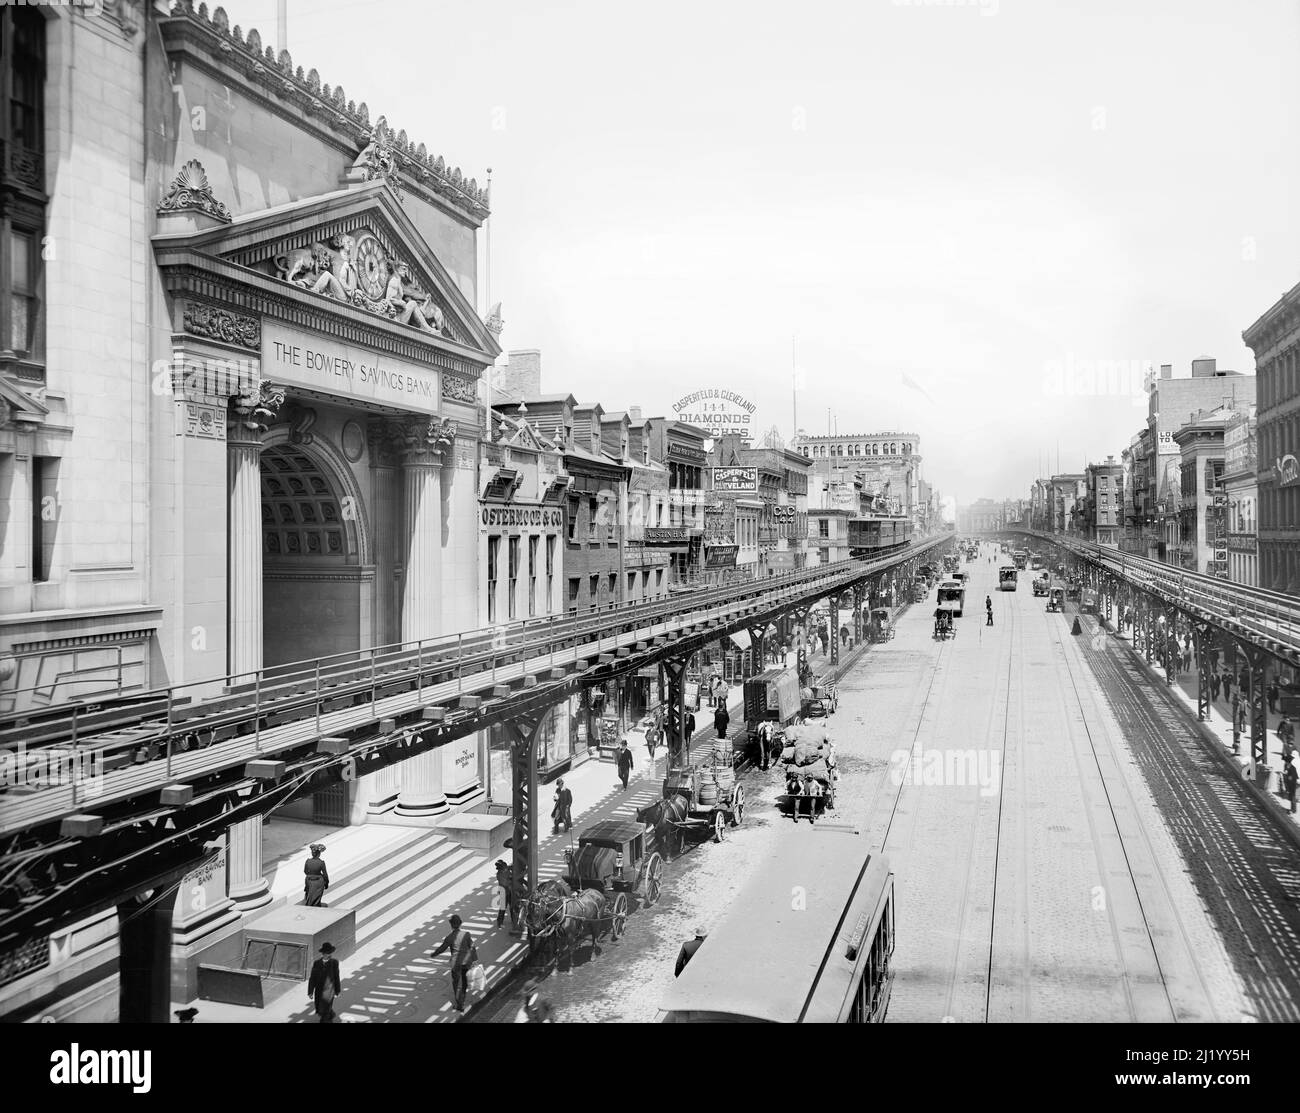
<box><xmin>674</xmin><ymin>927</ymin><xmax>708</xmax><ymax>977</ymax></box>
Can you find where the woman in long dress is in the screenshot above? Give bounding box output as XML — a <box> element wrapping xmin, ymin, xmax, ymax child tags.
<box><xmin>303</xmin><ymin>844</ymin><xmax>329</xmax><ymax>907</ymax></box>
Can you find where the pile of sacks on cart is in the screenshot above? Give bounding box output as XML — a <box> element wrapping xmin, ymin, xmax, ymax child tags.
<box><xmin>779</xmin><ymin>725</ymin><xmax>838</xmax><ymax>789</ymax></box>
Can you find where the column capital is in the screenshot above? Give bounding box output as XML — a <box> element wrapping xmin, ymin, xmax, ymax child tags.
<box><xmin>396</xmin><ymin>414</ymin><xmax>457</xmax><ymax>468</ymax></box>
<box><xmin>228</xmin><ymin>379</ymin><xmax>286</xmax><ymax>442</ymax></box>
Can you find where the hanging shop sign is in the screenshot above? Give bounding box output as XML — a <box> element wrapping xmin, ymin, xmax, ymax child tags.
<box><xmin>481</xmin><ymin>506</ymin><xmax>565</xmax><ymax>529</ymax></box>
<box><xmin>672</xmin><ymin>390</ymin><xmax>758</xmax><ymax>438</ymax></box>
<box><xmin>667</xmin><ymin>441</ymin><xmax>707</xmax><ymax>462</ymax></box>
<box><xmin>1275</xmin><ymin>454</ymin><xmax>1300</xmax><ymax>487</ymax></box>
<box><xmin>644</xmin><ymin>527</ymin><xmax>692</xmax><ymax>544</ymax></box>
<box><xmin>705</xmin><ymin>545</ymin><xmax>739</xmax><ymax>569</ymax></box>
<box><xmin>712</xmin><ymin>466</ymin><xmax>758</xmax><ymax>493</ymax></box>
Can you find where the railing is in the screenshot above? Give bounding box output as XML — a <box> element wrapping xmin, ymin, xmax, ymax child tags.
<box><xmin>1010</xmin><ymin>527</ymin><xmax>1300</xmax><ymax>654</ymax></box>
<box><xmin>0</xmin><ymin>537</ymin><xmax>947</xmax><ymax>834</ymax></box>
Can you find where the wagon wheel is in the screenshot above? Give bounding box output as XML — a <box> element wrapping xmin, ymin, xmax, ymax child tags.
<box><xmin>643</xmin><ymin>853</ymin><xmax>664</xmax><ymax>907</ymax></box>
<box><xmin>609</xmin><ymin>892</ymin><xmax>629</xmax><ymax>939</ymax></box>
<box><xmin>730</xmin><ymin>784</ymin><xmax>746</xmax><ymax>827</ymax></box>
<box><xmin>712</xmin><ymin>810</ymin><xmax>726</xmax><ymax>843</ymax></box>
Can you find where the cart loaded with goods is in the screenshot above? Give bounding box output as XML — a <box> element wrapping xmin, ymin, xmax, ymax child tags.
<box><xmin>776</xmin><ymin>724</ymin><xmax>837</xmax><ymax>823</ymax></box>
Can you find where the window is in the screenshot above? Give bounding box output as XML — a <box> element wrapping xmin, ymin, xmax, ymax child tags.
<box><xmin>656</xmin><ymin>569</ymin><xmax>664</xmax><ymax>591</ymax></box>
<box><xmin>487</xmin><ymin>536</ymin><xmax>500</xmax><ymax>623</ymax></box>
<box><xmin>589</xmin><ymin>574</ymin><xmax>600</xmax><ymax>610</ymax></box>
<box><xmin>609</xmin><ymin>572</ymin><xmax>617</xmax><ymax>600</ymax></box>
<box><xmin>507</xmin><ymin>537</ymin><xmax>519</xmax><ymax>619</ymax></box>
<box><xmin>30</xmin><ymin>455</ymin><xmax>57</xmax><ymax>582</ymax></box>
<box><xmin>546</xmin><ymin>536</ymin><xmax>556</xmax><ymax>611</ymax></box>
<box><xmin>628</xmin><ymin>571</ymin><xmax>637</xmax><ymax>598</ymax></box>
<box><xmin>587</xmin><ymin>496</ymin><xmax>599</xmax><ymax>541</ymax></box>
<box><xmin>819</xmin><ymin>518</ymin><xmax>829</xmax><ymax>538</ymax></box>
<box><xmin>566</xmin><ymin>496</ymin><xmax>579</xmax><ymax>543</ymax></box>
<box><xmin>567</xmin><ymin>577</ymin><xmax>580</xmax><ymax>611</ymax></box>
<box><xmin>528</xmin><ymin>535</ymin><xmax>538</xmax><ymax>616</ymax></box>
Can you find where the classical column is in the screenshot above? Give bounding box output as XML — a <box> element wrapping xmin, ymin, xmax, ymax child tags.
<box><xmin>227</xmin><ymin>382</ymin><xmax>284</xmax><ymax>683</ymax></box>
<box><xmin>395</xmin><ymin>416</ymin><xmax>457</xmax><ymax>821</ymax></box>
<box><xmin>226</xmin><ymin>815</ymin><xmax>272</xmax><ymax>912</ymax></box>
<box><xmin>397</xmin><ymin>416</ymin><xmax>456</xmax><ymax>646</ymax></box>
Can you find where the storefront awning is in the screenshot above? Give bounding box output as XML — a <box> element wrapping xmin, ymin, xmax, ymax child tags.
<box><xmin>728</xmin><ymin>630</ymin><xmax>751</xmax><ymax>650</ymax></box>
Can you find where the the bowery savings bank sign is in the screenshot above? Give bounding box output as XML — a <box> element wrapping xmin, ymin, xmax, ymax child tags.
<box><xmin>672</xmin><ymin>390</ymin><xmax>757</xmax><ymax>438</ymax></box>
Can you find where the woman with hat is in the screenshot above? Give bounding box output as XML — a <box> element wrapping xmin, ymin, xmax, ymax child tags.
<box><xmin>307</xmin><ymin>942</ymin><xmax>341</xmax><ymax>1023</ymax></box>
<box><xmin>303</xmin><ymin>844</ymin><xmax>329</xmax><ymax>907</ymax></box>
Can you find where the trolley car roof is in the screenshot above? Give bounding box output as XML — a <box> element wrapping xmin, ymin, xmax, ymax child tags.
<box><xmin>658</xmin><ymin>827</ymin><xmax>892</xmax><ymax>1023</ymax></box>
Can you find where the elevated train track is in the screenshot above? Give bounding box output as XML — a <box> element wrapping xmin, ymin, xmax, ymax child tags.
<box><xmin>0</xmin><ymin>537</ymin><xmax>944</xmax><ymax>948</ymax></box>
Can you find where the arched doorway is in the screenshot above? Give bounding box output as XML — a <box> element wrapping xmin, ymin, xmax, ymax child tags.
<box><xmin>259</xmin><ymin>440</ymin><xmax>369</xmax><ymax>671</ymax></box>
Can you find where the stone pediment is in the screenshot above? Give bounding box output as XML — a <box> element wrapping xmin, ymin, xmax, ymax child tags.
<box><xmin>154</xmin><ymin>181</ymin><xmax>499</xmax><ymax>366</ymax></box>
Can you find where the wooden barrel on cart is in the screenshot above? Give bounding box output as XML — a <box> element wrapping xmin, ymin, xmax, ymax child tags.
<box><xmin>699</xmin><ymin>781</ymin><xmax>719</xmax><ymax>805</ymax></box>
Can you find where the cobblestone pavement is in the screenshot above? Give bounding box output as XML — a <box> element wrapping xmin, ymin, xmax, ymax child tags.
<box><xmin>477</xmin><ymin>543</ymin><xmax>1299</xmax><ymax>1023</ymax></box>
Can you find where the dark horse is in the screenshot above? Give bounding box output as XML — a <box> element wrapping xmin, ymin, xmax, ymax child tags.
<box><xmin>636</xmin><ymin>794</ymin><xmax>690</xmax><ymax>861</ymax></box>
<box><xmin>523</xmin><ymin>879</ymin><xmax>609</xmax><ymax>972</ymax></box>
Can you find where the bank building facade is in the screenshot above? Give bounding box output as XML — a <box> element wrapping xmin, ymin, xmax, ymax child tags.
<box><xmin>0</xmin><ymin>2</ymin><xmax>508</xmax><ymax>1017</ymax></box>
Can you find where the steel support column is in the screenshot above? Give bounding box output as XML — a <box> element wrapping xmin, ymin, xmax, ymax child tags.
<box><xmin>829</xmin><ymin>594</ymin><xmax>840</xmax><ymax>666</ymax></box>
<box><xmin>1246</xmin><ymin>646</ymin><xmax>1269</xmax><ymax>765</ymax></box>
<box><xmin>662</xmin><ymin>656</ymin><xmax>690</xmax><ymax>769</ymax></box>
<box><xmin>1192</xmin><ymin>623</ymin><xmax>1213</xmax><ymax>723</ymax></box>
<box><xmin>118</xmin><ymin>885</ymin><xmax>180</xmax><ymax>1023</ymax></box>
<box><xmin>509</xmin><ymin>712</ymin><xmax>547</xmax><ymax>926</ymax></box>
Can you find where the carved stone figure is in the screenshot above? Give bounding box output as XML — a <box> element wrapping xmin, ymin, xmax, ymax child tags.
<box><xmin>355</xmin><ymin>116</ymin><xmax>403</xmax><ymax>201</ymax></box>
<box><xmin>274</xmin><ymin>235</ymin><xmax>357</xmax><ymax>302</ymax></box>
<box><xmin>385</xmin><ymin>263</ymin><xmax>433</xmax><ymax>331</ymax></box>
<box><xmin>231</xmin><ymin>379</ymin><xmax>286</xmax><ymax>434</ymax></box>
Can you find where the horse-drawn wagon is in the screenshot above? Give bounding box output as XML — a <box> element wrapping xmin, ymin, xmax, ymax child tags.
<box><xmin>638</xmin><ymin>741</ymin><xmax>747</xmax><ymax>856</ymax></box>
<box><xmin>523</xmin><ymin>819</ymin><xmax>664</xmax><ymax>968</ymax></box>
<box><xmin>777</xmin><ymin>724</ymin><xmax>837</xmax><ymax>823</ymax></box>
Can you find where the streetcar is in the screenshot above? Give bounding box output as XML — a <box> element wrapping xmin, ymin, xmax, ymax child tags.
<box><xmin>1012</xmin><ymin>549</ymin><xmax>1028</xmax><ymax>570</ymax></box>
<box><xmin>658</xmin><ymin>826</ymin><xmax>895</xmax><ymax>1023</ymax></box>
<box><xmin>936</xmin><ymin>579</ymin><xmax>965</xmax><ymax>617</ymax></box>
<box><xmin>998</xmin><ymin>566</ymin><xmax>1018</xmax><ymax>591</ymax></box>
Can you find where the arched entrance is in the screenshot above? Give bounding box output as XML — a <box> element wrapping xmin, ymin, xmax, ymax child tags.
<box><xmin>259</xmin><ymin>439</ymin><xmax>370</xmax><ymax>671</ymax></box>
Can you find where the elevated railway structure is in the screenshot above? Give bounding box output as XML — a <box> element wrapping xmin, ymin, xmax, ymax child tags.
<box><xmin>0</xmin><ymin>537</ymin><xmax>943</xmax><ymax>1017</ymax></box>
<box><xmin>995</xmin><ymin>529</ymin><xmax>1300</xmax><ymax>763</ymax></box>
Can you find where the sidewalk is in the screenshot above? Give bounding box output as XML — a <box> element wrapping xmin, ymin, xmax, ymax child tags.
<box><xmin>181</xmin><ymin>684</ymin><xmax>747</xmax><ymax>1023</ymax></box>
<box><xmin>1095</xmin><ymin>615</ymin><xmax>1300</xmax><ymax>844</ymax></box>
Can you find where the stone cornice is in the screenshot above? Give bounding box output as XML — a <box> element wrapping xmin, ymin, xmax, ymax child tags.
<box><xmin>158</xmin><ymin>2</ymin><xmax>489</xmax><ymax>226</ymax></box>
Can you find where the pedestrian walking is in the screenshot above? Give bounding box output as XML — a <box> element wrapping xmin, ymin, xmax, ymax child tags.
<box><xmin>306</xmin><ymin>941</ymin><xmax>341</xmax><ymax>1023</ymax></box>
<box><xmin>616</xmin><ymin>739</ymin><xmax>634</xmax><ymax>790</ymax></box>
<box><xmin>1279</xmin><ymin>716</ymin><xmax>1294</xmax><ymax>762</ymax></box>
<box><xmin>714</xmin><ymin>702</ymin><xmax>730</xmax><ymax>741</ymax></box>
<box><xmin>674</xmin><ymin>927</ymin><xmax>708</xmax><ymax>977</ymax></box>
<box><xmin>430</xmin><ymin>914</ymin><xmax>477</xmax><ymax>1013</ymax></box>
<box><xmin>1222</xmin><ymin>671</ymin><xmax>1233</xmax><ymax>705</ymax></box>
<box><xmin>1210</xmin><ymin>672</ymin><xmax>1222</xmax><ymax>701</ymax></box>
<box><xmin>551</xmin><ymin>777</ymin><xmax>573</xmax><ymax>834</ymax></box>
<box><xmin>1268</xmin><ymin>681</ymin><xmax>1280</xmax><ymax>714</ymax></box>
<box><xmin>303</xmin><ymin>843</ymin><xmax>329</xmax><ymax>907</ymax></box>
<box><xmin>684</xmin><ymin>709</ymin><xmax>696</xmax><ymax>740</ymax></box>
<box><xmin>515</xmin><ymin>979</ymin><xmax>555</xmax><ymax>1023</ymax></box>
<box><xmin>1285</xmin><ymin>758</ymin><xmax>1299</xmax><ymax>816</ymax></box>
<box><xmin>985</xmin><ymin>595</ymin><xmax>993</xmax><ymax>627</ymax></box>
<box><xmin>645</xmin><ymin>718</ymin><xmax>660</xmax><ymax>761</ymax></box>
<box><xmin>492</xmin><ymin>859</ymin><xmax>515</xmax><ymax>930</ymax></box>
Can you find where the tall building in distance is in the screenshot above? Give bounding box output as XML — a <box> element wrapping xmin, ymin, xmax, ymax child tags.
<box><xmin>1244</xmin><ymin>279</ymin><xmax>1300</xmax><ymax>594</ymax></box>
<box><xmin>791</xmin><ymin>431</ymin><xmax>922</xmax><ymax>526</ymax></box>
<box><xmin>1222</xmin><ymin>407</ymin><xmax>1258</xmax><ymax>586</ymax></box>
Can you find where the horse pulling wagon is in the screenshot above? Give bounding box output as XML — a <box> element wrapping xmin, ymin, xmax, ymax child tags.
<box><xmin>524</xmin><ymin>819</ymin><xmax>663</xmax><ymax>970</ymax></box>
<box><xmin>638</xmin><ymin>741</ymin><xmax>747</xmax><ymax>857</ymax></box>
<box><xmin>777</xmin><ymin>725</ymin><xmax>837</xmax><ymax>823</ymax></box>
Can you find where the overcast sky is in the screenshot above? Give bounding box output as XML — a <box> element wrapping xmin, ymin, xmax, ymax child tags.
<box><xmin>238</xmin><ymin>0</ymin><xmax>1299</xmax><ymax>504</ymax></box>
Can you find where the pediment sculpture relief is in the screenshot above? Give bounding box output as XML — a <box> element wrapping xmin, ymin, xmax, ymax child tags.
<box><xmin>273</xmin><ymin>230</ymin><xmax>454</xmax><ymax>340</ymax></box>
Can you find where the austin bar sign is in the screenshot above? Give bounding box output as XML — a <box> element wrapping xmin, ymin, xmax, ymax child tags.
<box><xmin>672</xmin><ymin>390</ymin><xmax>757</xmax><ymax>438</ymax></box>
<box><xmin>644</xmin><ymin>527</ymin><xmax>691</xmax><ymax>544</ymax></box>
<box><xmin>712</xmin><ymin>466</ymin><xmax>758</xmax><ymax>493</ymax></box>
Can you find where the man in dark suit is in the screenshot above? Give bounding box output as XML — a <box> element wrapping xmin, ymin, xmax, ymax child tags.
<box><xmin>307</xmin><ymin>941</ymin><xmax>341</xmax><ymax>1022</ymax></box>
<box><xmin>713</xmin><ymin>703</ymin><xmax>730</xmax><ymax>740</ymax></box>
<box><xmin>551</xmin><ymin>778</ymin><xmax>573</xmax><ymax>834</ymax></box>
<box><xmin>616</xmin><ymin>741</ymin><xmax>634</xmax><ymax>791</ymax></box>
<box><xmin>674</xmin><ymin>928</ymin><xmax>707</xmax><ymax>977</ymax></box>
